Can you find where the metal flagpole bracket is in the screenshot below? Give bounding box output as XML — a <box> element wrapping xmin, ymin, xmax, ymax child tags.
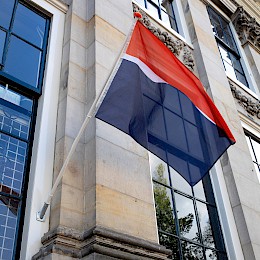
<box><xmin>36</xmin><ymin>202</ymin><xmax>49</xmax><ymax>222</ymax></box>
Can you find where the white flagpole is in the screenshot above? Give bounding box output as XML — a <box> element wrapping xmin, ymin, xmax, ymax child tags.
<box><xmin>37</xmin><ymin>17</ymin><xmax>140</xmax><ymax>221</ymax></box>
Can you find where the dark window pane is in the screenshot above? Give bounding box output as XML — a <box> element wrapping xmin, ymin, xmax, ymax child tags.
<box><xmin>13</xmin><ymin>3</ymin><xmax>46</xmax><ymax>48</ymax></box>
<box><xmin>0</xmin><ymin>0</ymin><xmax>15</xmax><ymax>29</ymax></box>
<box><xmin>0</xmin><ymin>29</ymin><xmax>6</xmax><ymax>64</ymax></box>
<box><xmin>154</xmin><ymin>183</ymin><xmax>176</xmax><ymax>234</ymax></box>
<box><xmin>0</xmin><ymin>196</ymin><xmax>19</xmax><ymax>260</ymax></box>
<box><xmin>196</xmin><ymin>201</ymin><xmax>215</xmax><ymax>248</ymax></box>
<box><xmin>159</xmin><ymin>233</ymin><xmax>180</xmax><ymax>259</ymax></box>
<box><xmin>175</xmin><ymin>193</ymin><xmax>198</xmax><ymax>240</ymax></box>
<box><xmin>181</xmin><ymin>241</ymin><xmax>204</xmax><ymax>259</ymax></box>
<box><xmin>235</xmin><ymin>71</ymin><xmax>248</xmax><ymax>87</ymax></box>
<box><xmin>230</xmin><ymin>53</ymin><xmax>243</xmax><ymax>73</ymax></box>
<box><xmin>4</xmin><ymin>36</ymin><xmax>42</xmax><ymax>88</ymax></box>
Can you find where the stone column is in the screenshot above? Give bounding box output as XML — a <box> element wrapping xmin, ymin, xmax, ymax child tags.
<box><xmin>182</xmin><ymin>0</ymin><xmax>260</xmax><ymax>259</ymax></box>
<box><xmin>232</xmin><ymin>6</ymin><xmax>260</xmax><ymax>92</ymax></box>
<box><xmin>33</xmin><ymin>0</ymin><xmax>170</xmax><ymax>259</ymax></box>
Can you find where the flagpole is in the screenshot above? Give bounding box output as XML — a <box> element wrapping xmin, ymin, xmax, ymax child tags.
<box><xmin>36</xmin><ymin>16</ymin><xmax>141</xmax><ymax>221</ymax></box>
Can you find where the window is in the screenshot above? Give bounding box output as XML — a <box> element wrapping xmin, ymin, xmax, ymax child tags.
<box><xmin>208</xmin><ymin>7</ymin><xmax>249</xmax><ymax>88</ymax></box>
<box><xmin>151</xmin><ymin>154</ymin><xmax>228</xmax><ymax>259</ymax></box>
<box><xmin>245</xmin><ymin>133</ymin><xmax>260</xmax><ymax>176</ymax></box>
<box><xmin>0</xmin><ymin>1</ymin><xmax>50</xmax><ymax>259</ymax></box>
<box><xmin>135</xmin><ymin>0</ymin><xmax>179</xmax><ymax>32</ymax></box>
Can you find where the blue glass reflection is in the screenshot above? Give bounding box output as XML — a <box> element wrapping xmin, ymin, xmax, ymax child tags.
<box><xmin>4</xmin><ymin>36</ymin><xmax>42</xmax><ymax>88</ymax></box>
<box><xmin>0</xmin><ymin>30</ymin><xmax>6</xmax><ymax>64</ymax></box>
<box><xmin>0</xmin><ymin>0</ymin><xmax>15</xmax><ymax>29</ymax></box>
<box><xmin>13</xmin><ymin>3</ymin><xmax>46</xmax><ymax>48</ymax></box>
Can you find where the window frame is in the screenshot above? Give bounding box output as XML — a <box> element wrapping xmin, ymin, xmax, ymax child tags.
<box><xmin>0</xmin><ymin>1</ymin><xmax>51</xmax><ymax>258</ymax></box>
<box><xmin>0</xmin><ymin>0</ymin><xmax>50</xmax><ymax>94</ymax></box>
<box><xmin>151</xmin><ymin>156</ymin><xmax>228</xmax><ymax>259</ymax></box>
<box><xmin>207</xmin><ymin>6</ymin><xmax>249</xmax><ymax>88</ymax></box>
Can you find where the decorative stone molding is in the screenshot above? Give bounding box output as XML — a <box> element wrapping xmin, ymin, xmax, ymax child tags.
<box><xmin>32</xmin><ymin>226</ymin><xmax>172</xmax><ymax>259</ymax></box>
<box><xmin>229</xmin><ymin>81</ymin><xmax>260</xmax><ymax>119</ymax></box>
<box><xmin>232</xmin><ymin>6</ymin><xmax>260</xmax><ymax>51</ymax></box>
<box><xmin>133</xmin><ymin>3</ymin><xmax>195</xmax><ymax>71</ymax></box>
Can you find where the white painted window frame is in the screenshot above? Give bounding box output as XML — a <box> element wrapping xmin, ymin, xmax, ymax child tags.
<box><xmin>19</xmin><ymin>0</ymin><xmax>67</xmax><ymax>259</ymax></box>
<box><xmin>208</xmin><ymin>0</ymin><xmax>259</xmax><ymax>96</ymax></box>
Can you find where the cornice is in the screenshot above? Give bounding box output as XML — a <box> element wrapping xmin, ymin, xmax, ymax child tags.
<box><xmin>132</xmin><ymin>3</ymin><xmax>195</xmax><ymax>71</ymax></box>
<box><xmin>232</xmin><ymin>6</ymin><xmax>260</xmax><ymax>51</ymax></box>
<box><xmin>32</xmin><ymin>225</ymin><xmax>172</xmax><ymax>259</ymax></box>
<box><xmin>234</xmin><ymin>0</ymin><xmax>260</xmax><ymax>23</ymax></box>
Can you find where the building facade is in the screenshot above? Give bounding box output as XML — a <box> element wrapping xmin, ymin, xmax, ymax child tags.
<box><xmin>0</xmin><ymin>0</ymin><xmax>259</xmax><ymax>259</ymax></box>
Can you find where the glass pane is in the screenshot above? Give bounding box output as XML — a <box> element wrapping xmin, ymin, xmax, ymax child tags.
<box><xmin>13</xmin><ymin>3</ymin><xmax>46</xmax><ymax>48</ymax></box>
<box><xmin>0</xmin><ymin>196</ymin><xmax>19</xmax><ymax>260</ymax></box>
<box><xmin>4</xmin><ymin>35</ymin><xmax>42</xmax><ymax>88</ymax></box>
<box><xmin>206</xmin><ymin>249</ymin><xmax>217</xmax><ymax>260</ymax></box>
<box><xmin>246</xmin><ymin>136</ymin><xmax>255</xmax><ymax>160</ymax></box>
<box><xmin>0</xmin><ymin>30</ymin><xmax>6</xmax><ymax>64</ymax></box>
<box><xmin>175</xmin><ymin>193</ymin><xmax>199</xmax><ymax>240</ymax></box>
<box><xmin>235</xmin><ymin>71</ymin><xmax>248</xmax><ymax>87</ymax></box>
<box><xmin>150</xmin><ymin>153</ymin><xmax>170</xmax><ymax>185</ymax></box>
<box><xmin>196</xmin><ymin>201</ymin><xmax>215</xmax><ymax>248</ymax></box>
<box><xmin>159</xmin><ymin>233</ymin><xmax>180</xmax><ymax>259</ymax></box>
<box><xmin>135</xmin><ymin>0</ymin><xmax>145</xmax><ymax>6</ymax></box>
<box><xmin>181</xmin><ymin>241</ymin><xmax>204</xmax><ymax>260</ymax></box>
<box><xmin>170</xmin><ymin>167</ymin><xmax>192</xmax><ymax>195</ymax></box>
<box><xmin>154</xmin><ymin>183</ymin><xmax>176</xmax><ymax>234</ymax></box>
<box><xmin>230</xmin><ymin>53</ymin><xmax>243</xmax><ymax>73</ymax></box>
<box><xmin>0</xmin><ymin>132</ymin><xmax>27</xmax><ymax>194</ymax></box>
<box><xmin>193</xmin><ymin>180</ymin><xmax>206</xmax><ymax>201</ymax></box>
<box><xmin>161</xmin><ymin>9</ymin><xmax>171</xmax><ymax>27</ymax></box>
<box><xmin>252</xmin><ymin>139</ymin><xmax>260</xmax><ymax>163</ymax></box>
<box><xmin>0</xmin><ymin>0</ymin><xmax>15</xmax><ymax>29</ymax></box>
<box><xmin>0</xmin><ymin>84</ymin><xmax>32</xmax><ymax>140</ymax></box>
<box><xmin>223</xmin><ymin>31</ymin><xmax>236</xmax><ymax>51</ymax></box>
<box><xmin>147</xmin><ymin>2</ymin><xmax>160</xmax><ymax>19</ymax></box>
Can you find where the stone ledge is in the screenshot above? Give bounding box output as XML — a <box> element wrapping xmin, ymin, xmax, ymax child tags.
<box><xmin>32</xmin><ymin>226</ymin><xmax>171</xmax><ymax>259</ymax></box>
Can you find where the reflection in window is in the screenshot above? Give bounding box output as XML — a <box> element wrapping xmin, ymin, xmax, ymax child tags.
<box><xmin>245</xmin><ymin>133</ymin><xmax>260</xmax><ymax>177</ymax></box>
<box><xmin>208</xmin><ymin>7</ymin><xmax>249</xmax><ymax>88</ymax></box>
<box><xmin>151</xmin><ymin>153</ymin><xmax>227</xmax><ymax>259</ymax></box>
<box><xmin>0</xmin><ymin>30</ymin><xmax>6</xmax><ymax>64</ymax></box>
<box><xmin>0</xmin><ymin>83</ymin><xmax>32</xmax><ymax>259</ymax></box>
<box><xmin>135</xmin><ymin>0</ymin><xmax>178</xmax><ymax>32</ymax></box>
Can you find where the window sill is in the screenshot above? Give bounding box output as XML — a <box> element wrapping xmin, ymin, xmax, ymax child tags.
<box><xmin>227</xmin><ymin>75</ymin><xmax>259</xmax><ymax>101</ymax></box>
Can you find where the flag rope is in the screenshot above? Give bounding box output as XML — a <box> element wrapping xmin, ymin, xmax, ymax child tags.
<box><xmin>37</xmin><ymin>17</ymin><xmax>139</xmax><ymax>221</ymax></box>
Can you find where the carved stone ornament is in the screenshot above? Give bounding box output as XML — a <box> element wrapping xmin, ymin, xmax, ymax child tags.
<box><xmin>132</xmin><ymin>3</ymin><xmax>195</xmax><ymax>71</ymax></box>
<box><xmin>229</xmin><ymin>81</ymin><xmax>260</xmax><ymax>119</ymax></box>
<box><xmin>232</xmin><ymin>6</ymin><xmax>260</xmax><ymax>51</ymax></box>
